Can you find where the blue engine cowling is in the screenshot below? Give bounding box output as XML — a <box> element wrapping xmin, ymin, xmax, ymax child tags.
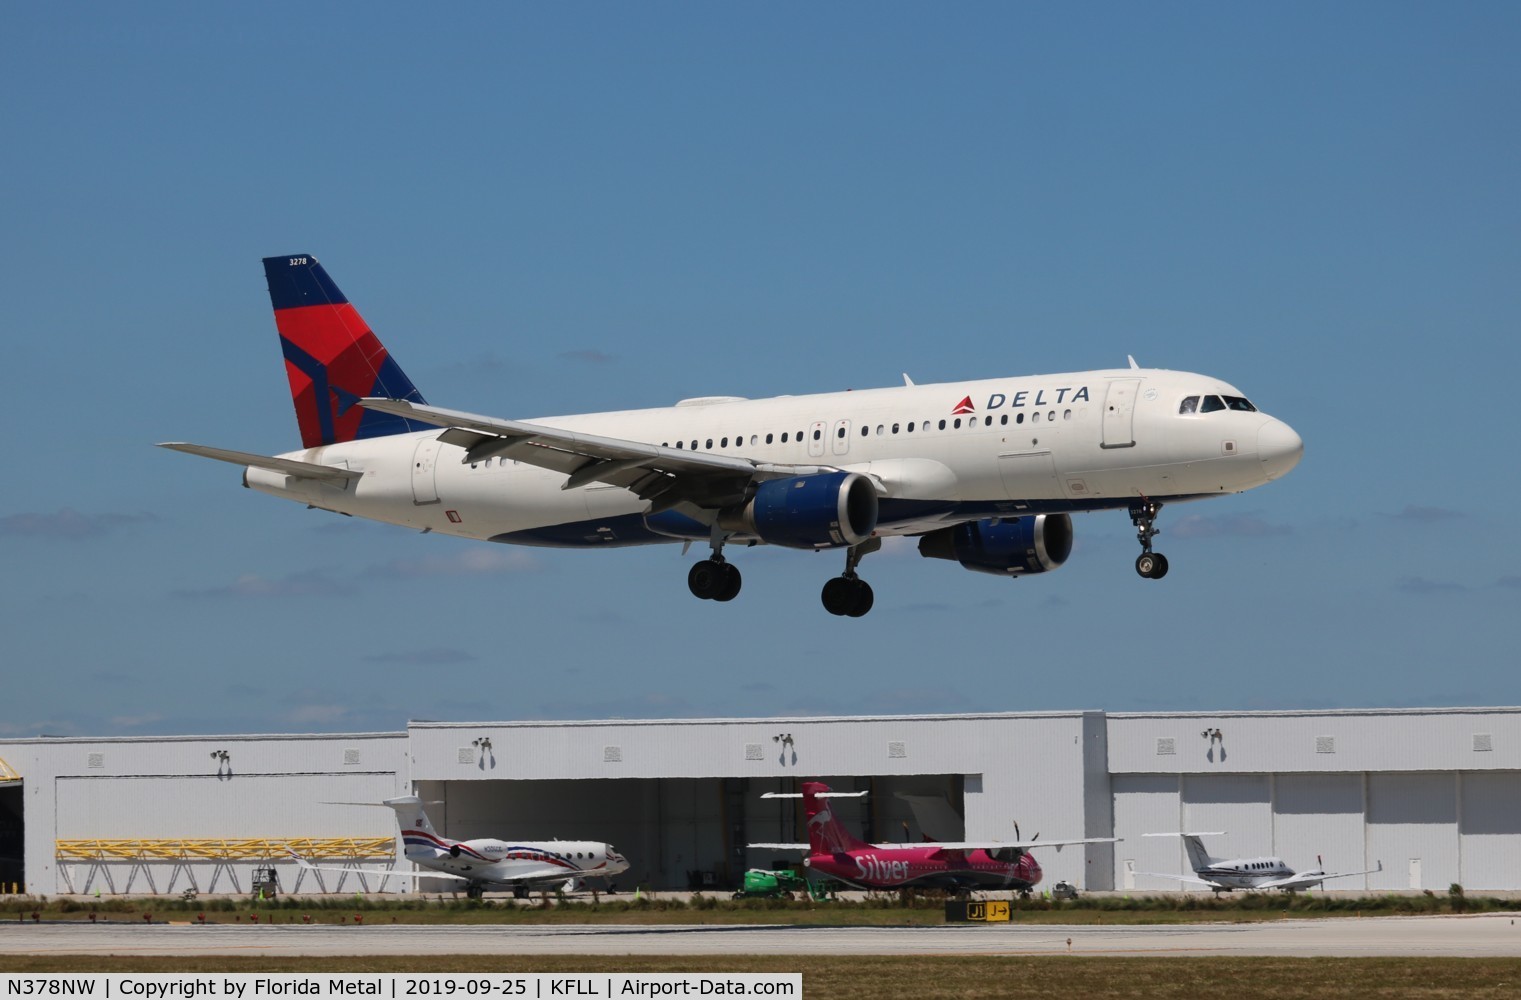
<box><xmin>916</xmin><ymin>514</ymin><xmax>1073</xmax><ymax>576</ymax></box>
<box><xmin>722</xmin><ymin>471</ymin><xmax>879</xmax><ymax>549</ymax></box>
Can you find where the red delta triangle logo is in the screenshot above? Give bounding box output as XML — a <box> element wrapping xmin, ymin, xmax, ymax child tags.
<box><xmin>951</xmin><ymin>396</ymin><xmax>975</xmax><ymax>415</ymax></box>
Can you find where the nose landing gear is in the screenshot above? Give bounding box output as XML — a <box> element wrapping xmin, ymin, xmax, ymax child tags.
<box><xmin>822</xmin><ymin>537</ymin><xmax>880</xmax><ymax>616</ymax></box>
<box><xmin>1130</xmin><ymin>501</ymin><xmax>1169</xmax><ymax>579</ymax></box>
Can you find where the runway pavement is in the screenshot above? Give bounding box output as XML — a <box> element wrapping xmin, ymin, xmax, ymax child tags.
<box><xmin>3</xmin><ymin>914</ymin><xmax>1521</xmax><ymax>959</ymax></box>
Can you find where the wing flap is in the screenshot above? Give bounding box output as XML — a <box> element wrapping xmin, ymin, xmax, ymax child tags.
<box><xmin>360</xmin><ymin>398</ymin><xmax>759</xmax><ymax>506</ymax></box>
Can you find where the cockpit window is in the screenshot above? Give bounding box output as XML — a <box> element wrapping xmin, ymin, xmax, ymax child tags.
<box><xmin>1200</xmin><ymin>395</ymin><xmax>1226</xmax><ymax>413</ymax></box>
<box><xmin>1179</xmin><ymin>396</ymin><xmax>1199</xmax><ymax>414</ymax></box>
<box><xmin>1222</xmin><ymin>395</ymin><xmax>1257</xmax><ymax>412</ymax></box>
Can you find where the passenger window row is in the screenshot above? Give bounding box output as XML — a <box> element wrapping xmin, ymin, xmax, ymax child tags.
<box><xmin>658</xmin><ymin>409</ymin><xmax>1075</xmax><ymax>451</ymax></box>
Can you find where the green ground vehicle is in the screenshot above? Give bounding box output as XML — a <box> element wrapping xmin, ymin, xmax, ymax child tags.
<box><xmin>732</xmin><ymin>868</ymin><xmax>833</xmax><ymax>900</ymax></box>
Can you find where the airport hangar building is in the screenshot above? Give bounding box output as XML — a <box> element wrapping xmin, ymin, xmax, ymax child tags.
<box><xmin>1</xmin><ymin>706</ymin><xmax>1518</xmax><ymax>896</ymax></box>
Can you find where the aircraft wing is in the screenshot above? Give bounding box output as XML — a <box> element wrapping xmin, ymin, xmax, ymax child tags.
<box><xmin>158</xmin><ymin>443</ymin><xmax>363</xmax><ymax>485</ymax></box>
<box><xmin>360</xmin><ymin>398</ymin><xmax>832</xmax><ymax>511</ymax></box>
<box><xmin>748</xmin><ymin>837</ymin><xmax>1119</xmax><ymax>852</ymax></box>
<box><xmin>909</xmin><ymin>837</ymin><xmax>1120</xmax><ymax>852</ymax></box>
<box><xmin>285</xmin><ymin>849</ymin><xmax>463</xmax><ymax>882</ymax></box>
<box><xmin>1257</xmin><ymin>860</ymin><xmax>1383</xmax><ymax>891</ymax></box>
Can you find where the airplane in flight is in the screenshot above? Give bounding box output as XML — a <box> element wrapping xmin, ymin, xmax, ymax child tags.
<box><xmin>162</xmin><ymin>254</ymin><xmax>1303</xmax><ymax>615</ymax></box>
<box><xmin>1132</xmin><ymin>832</ymin><xmax>1382</xmax><ymax>893</ymax></box>
<box><xmin>749</xmin><ymin>782</ymin><xmax>1117</xmax><ymax>895</ymax></box>
<box><xmin>287</xmin><ymin>795</ymin><xmax>629</xmax><ymax>898</ymax></box>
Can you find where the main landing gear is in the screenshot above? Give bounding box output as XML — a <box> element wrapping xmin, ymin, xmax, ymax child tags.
<box><xmin>821</xmin><ymin>538</ymin><xmax>880</xmax><ymax>617</ymax></box>
<box><xmin>1130</xmin><ymin>500</ymin><xmax>1169</xmax><ymax>580</ymax></box>
<box><xmin>688</xmin><ymin>530</ymin><xmax>742</xmax><ymax>602</ymax></box>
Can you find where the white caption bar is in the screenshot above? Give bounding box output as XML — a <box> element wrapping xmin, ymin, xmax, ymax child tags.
<box><xmin>3</xmin><ymin>975</ymin><xmax>801</xmax><ymax>1000</ymax></box>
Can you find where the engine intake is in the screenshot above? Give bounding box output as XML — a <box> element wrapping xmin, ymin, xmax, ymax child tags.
<box><xmin>917</xmin><ymin>513</ymin><xmax>1073</xmax><ymax>576</ymax></box>
<box><xmin>720</xmin><ymin>472</ymin><xmax>878</xmax><ymax>549</ymax></box>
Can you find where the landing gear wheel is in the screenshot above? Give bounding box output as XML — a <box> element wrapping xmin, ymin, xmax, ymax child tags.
<box><xmin>1129</xmin><ymin>500</ymin><xmax>1169</xmax><ymax>581</ymax></box>
<box><xmin>822</xmin><ymin>576</ymin><xmax>874</xmax><ymax>616</ymax></box>
<box><xmin>513</xmin><ymin>884</ymin><xmax>529</xmax><ymax>900</ymax></box>
<box><xmin>714</xmin><ymin>561</ymin><xmax>742</xmax><ymax>602</ymax></box>
<box><xmin>1135</xmin><ymin>552</ymin><xmax>1169</xmax><ymax>579</ymax></box>
<box><xmin>822</xmin><ymin>576</ymin><xmax>854</xmax><ymax>615</ymax></box>
<box><xmin>688</xmin><ymin>558</ymin><xmax>732</xmax><ymax>600</ymax></box>
<box><xmin>846</xmin><ymin>580</ymin><xmax>874</xmax><ymax>617</ymax></box>
<box><xmin>466</xmin><ymin>884</ymin><xmax>483</xmax><ymax>900</ymax></box>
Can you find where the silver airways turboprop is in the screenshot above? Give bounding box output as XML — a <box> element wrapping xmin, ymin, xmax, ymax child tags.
<box><xmin>161</xmin><ymin>254</ymin><xmax>1304</xmax><ymax>615</ymax></box>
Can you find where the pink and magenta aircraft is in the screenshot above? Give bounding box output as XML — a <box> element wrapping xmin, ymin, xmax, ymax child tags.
<box><xmin>751</xmin><ymin>782</ymin><xmax>1117</xmax><ymax>894</ymax></box>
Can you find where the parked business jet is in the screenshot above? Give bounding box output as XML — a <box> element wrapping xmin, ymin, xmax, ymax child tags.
<box><xmin>287</xmin><ymin>795</ymin><xmax>628</xmax><ymax>898</ymax></box>
<box><xmin>1132</xmin><ymin>832</ymin><xmax>1381</xmax><ymax>893</ymax></box>
<box><xmin>162</xmin><ymin>254</ymin><xmax>1303</xmax><ymax>615</ymax></box>
<box><xmin>750</xmin><ymin>782</ymin><xmax>1116</xmax><ymax>894</ymax></box>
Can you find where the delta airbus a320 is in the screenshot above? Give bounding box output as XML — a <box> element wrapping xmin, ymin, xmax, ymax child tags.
<box><xmin>750</xmin><ymin>782</ymin><xmax>1116</xmax><ymax>894</ymax></box>
<box><xmin>162</xmin><ymin>254</ymin><xmax>1303</xmax><ymax>615</ymax></box>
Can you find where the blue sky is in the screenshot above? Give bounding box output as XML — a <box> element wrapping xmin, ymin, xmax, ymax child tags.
<box><xmin>2</xmin><ymin>2</ymin><xmax>1517</xmax><ymax>737</ymax></box>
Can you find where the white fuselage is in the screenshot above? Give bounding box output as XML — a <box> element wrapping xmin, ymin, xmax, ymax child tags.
<box><xmin>246</xmin><ymin>368</ymin><xmax>1300</xmax><ymax>546</ymax></box>
<box><xmin>404</xmin><ymin>835</ymin><xmax>628</xmax><ymax>885</ymax></box>
<box><xmin>1194</xmin><ymin>856</ymin><xmax>1300</xmax><ymax>890</ymax></box>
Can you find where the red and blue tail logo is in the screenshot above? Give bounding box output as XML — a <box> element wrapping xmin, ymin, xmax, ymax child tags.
<box><xmin>264</xmin><ymin>254</ymin><xmax>429</xmax><ymax>448</ymax></box>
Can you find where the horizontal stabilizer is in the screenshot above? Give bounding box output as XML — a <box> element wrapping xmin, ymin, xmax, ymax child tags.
<box><xmin>1141</xmin><ymin>831</ymin><xmax>1226</xmax><ymax>838</ymax></box>
<box><xmin>158</xmin><ymin>442</ymin><xmax>362</xmax><ymax>485</ymax></box>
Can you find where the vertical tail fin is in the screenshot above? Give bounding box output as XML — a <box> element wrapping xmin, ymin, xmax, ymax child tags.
<box><xmin>1181</xmin><ymin>835</ymin><xmax>1217</xmax><ymax>872</ymax></box>
<box><xmin>383</xmin><ymin>794</ymin><xmax>449</xmax><ymax>855</ymax></box>
<box><xmin>801</xmin><ymin>782</ymin><xmax>873</xmax><ymax>855</ymax></box>
<box><xmin>264</xmin><ymin>254</ymin><xmax>429</xmax><ymax>448</ymax></box>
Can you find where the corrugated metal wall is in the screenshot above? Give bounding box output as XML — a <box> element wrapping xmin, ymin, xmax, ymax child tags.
<box><xmin>1272</xmin><ymin>773</ymin><xmax>1367</xmax><ymax>888</ymax></box>
<box><xmin>1367</xmin><ymin>772</ymin><xmax>1457</xmax><ymax>891</ymax></box>
<box><xmin>1460</xmin><ymin>772</ymin><xmax>1521</xmax><ymax>889</ymax></box>
<box><xmin>1112</xmin><ymin>774</ymin><xmax>1180</xmax><ymax>891</ymax></box>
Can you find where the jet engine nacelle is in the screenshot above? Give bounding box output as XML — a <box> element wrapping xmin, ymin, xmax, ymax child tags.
<box><xmin>917</xmin><ymin>513</ymin><xmax>1073</xmax><ymax>576</ymax></box>
<box><xmin>719</xmin><ymin>471</ymin><xmax>878</xmax><ymax>549</ymax></box>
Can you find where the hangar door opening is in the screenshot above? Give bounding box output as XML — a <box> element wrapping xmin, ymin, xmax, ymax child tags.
<box><xmin>0</xmin><ymin>782</ymin><xmax>21</xmax><ymax>891</ymax></box>
<box><xmin>420</xmin><ymin>775</ymin><xmax>964</xmax><ymax>893</ymax></box>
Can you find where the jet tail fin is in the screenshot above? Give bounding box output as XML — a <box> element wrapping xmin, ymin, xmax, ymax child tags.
<box><xmin>264</xmin><ymin>254</ymin><xmax>430</xmax><ymax>448</ymax></box>
<box><xmin>381</xmin><ymin>794</ymin><xmax>450</xmax><ymax>854</ymax></box>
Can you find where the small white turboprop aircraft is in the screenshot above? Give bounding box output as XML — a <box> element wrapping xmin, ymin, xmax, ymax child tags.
<box><xmin>1132</xmin><ymin>832</ymin><xmax>1382</xmax><ymax>893</ymax></box>
<box><xmin>162</xmin><ymin>254</ymin><xmax>1303</xmax><ymax>615</ymax></box>
<box><xmin>287</xmin><ymin>795</ymin><xmax>629</xmax><ymax>898</ymax></box>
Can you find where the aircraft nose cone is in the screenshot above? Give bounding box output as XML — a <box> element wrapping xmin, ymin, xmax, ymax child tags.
<box><xmin>1258</xmin><ymin>419</ymin><xmax>1303</xmax><ymax>480</ymax></box>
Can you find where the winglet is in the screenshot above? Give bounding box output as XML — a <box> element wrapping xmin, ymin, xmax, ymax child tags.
<box><xmin>902</xmin><ymin>373</ymin><xmax>915</xmax><ymax>386</ymax></box>
<box><xmin>1127</xmin><ymin>354</ymin><xmax>1140</xmax><ymax>370</ymax></box>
